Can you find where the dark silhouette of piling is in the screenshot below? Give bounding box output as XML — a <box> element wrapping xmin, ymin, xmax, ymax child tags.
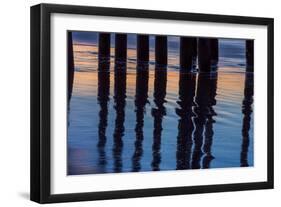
<box><xmin>176</xmin><ymin>73</ymin><xmax>196</xmax><ymax>170</ymax></box>
<box><xmin>132</xmin><ymin>63</ymin><xmax>149</xmax><ymax>172</ymax></box>
<box><xmin>246</xmin><ymin>40</ymin><xmax>254</xmax><ymax>72</ymax></box>
<box><xmin>114</xmin><ymin>60</ymin><xmax>127</xmax><ymax>72</ymax></box>
<box><xmin>198</xmin><ymin>38</ymin><xmax>212</xmax><ymax>72</ymax></box>
<box><xmin>210</xmin><ymin>39</ymin><xmax>219</xmax><ymax>65</ymax></box>
<box><xmin>115</xmin><ymin>33</ymin><xmax>127</xmax><ymax>62</ymax></box>
<box><xmin>112</xmin><ymin>61</ymin><xmax>127</xmax><ymax>173</ymax></box>
<box><xmin>97</xmin><ymin>60</ymin><xmax>110</xmax><ymax>171</ymax></box>
<box><xmin>240</xmin><ymin>73</ymin><xmax>254</xmax><ymax>167</ymax></box>
<box><xmin>180</xmin><ymin>37</ymin><xmax>197</xmax><ymax>72</ymax></box>
<box><xmin>98</xmin><ymin>33</ymin><xmax>111</xmax><ymax>60</ymax></box>
<box><xmin>67</xmin><ymin>32</ymin><xmax>75</xmax><ymax>102</ymax></box>
<box><xmin>151</xmin><ymin>66</ymin><xmax>167</xmax><ymax>171</ymax></box>
<box><xmin>137</xmin><ymin>35</ymin><xmax>149</xmax><ymax>63</ymax></box>
<box><xmin>155</xmin><ymin>36</ymin><xmax>167</xmax><ymax>66</ymax></box>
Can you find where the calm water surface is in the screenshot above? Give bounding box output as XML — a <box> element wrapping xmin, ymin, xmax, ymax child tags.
<box><xmin>67</xmin><ymin>39</ymin><xmax>254</xmax><ymax>175</ymax></box>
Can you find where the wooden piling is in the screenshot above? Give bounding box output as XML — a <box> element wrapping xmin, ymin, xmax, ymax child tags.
<box><xmin>115</xmin><ymin>60</ymin><xmax>127</xmax><ymax>72</ymax></box>
<box><xmin>198</xmin><ymin>38</ymin><xmax>212</xmax><ymax>72</ymax></box>
<box><xmin>210</xmin><ymin>39</ymin><xmax>219</xmax><ymax>64</ymax></box>
<box><xmin>115</xmin><ymin>34</ymin><xmax>127</xmax><ymax>62</ymax></box>
<box><xmin>155</xmin><ymin>36</ymin><xmax>167</xmax><ymax>66</ymax></box>
<box><xmin>180</xmin><ymin>37</ymin><xmax>197</xmax><ymax>71</ymax></box>
<box><xmin>98</xmin><ymin>58</ymin><xmax>110</xmax><ymax>72</ymax></box>
<box><xmin>98</xmin><ymin>33</ymin><xmax>111</xmax><ymax>59</ymax></box>
<box><xmin>137</xmin><ymin>35</ymin><xmax>149</xmax><ymax>63</ymax></box>
<box><xmin>67</xmin><ymin>32</ymin><xmax>74</xmax><ymax>102</ymax></box>
<box><xmin>246</xmin><ymin>40</ymin><xmax>254</xmax><ymax>72</ymax></box>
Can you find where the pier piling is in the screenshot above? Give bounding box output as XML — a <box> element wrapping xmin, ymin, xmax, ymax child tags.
<box><xmin>98</xmin><ymin>33</ymin><xmax>111</xmax><ymax>60</ymax></box>
<box><xmin>246</xmin><ymin>40</ymin><xmax>254</xmax><ymax>72</ymax></box>
<box><xmin>115</xmin><ymin>34</ymin><xmax>127</xmax><ymax>62</ymax></box>
<box><xmin>210</xmin><ymin>39</ymin><xmax>219</xmax><ymax>65</ymax></box>
<box><xmin>67</xmin><ymin>32</ymin><xmax>74</xmax><ymax>102</ymax></box>
<box><xmin>180</xmin><ymin>37</ymin><xmax>197</xmax><ymax>72</ymax></box>
<box><xmin>155</xmin><ymin>35</ymin><xmax>167</xmax><ymax>66</ymax></box>
<box><xmin>198</xmin><ymin>38</ymin><xmax>212</xmax><ymax>72</ymax></box>
<box><xmin>137</xmin><ymin>35</ymin><xmax>149</xmax><ymax>63</ymax></box>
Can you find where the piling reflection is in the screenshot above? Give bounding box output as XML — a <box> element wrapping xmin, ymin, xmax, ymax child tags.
<box><xmin>240</xmin><ymin>73</ymin><xmax>254</xmax><ymax>167</ymax></box>
<box><xmin>97</xmin><ymin>59</ymin><xmax>110</xmax><ymax>170</ymax></box>
<box><xmin>202</xmin><ymin>72</ymin><xmax>217</xmax><ymax>169</ymax></box>
<box><xmin>151</xmin><ymin>65</ymin><xmax>167</xmax><ymax>171</ymax></box>
<box><xmin>192</xmin><ymin>72</ymin><xmax>218</xmax><ymax>169</ymax></box>
<box><xmin>132</xmin><ymin>63</ymin><xmax>149</xmax><ymax>172</ymax></box>
<box><xmin>175</xmin><ymin>72</ymin><xmax>196</xmax><ymax>170</ymax></box>
<box><xmin>112</xmin><ymin>61</ymin><xmax>127</xmax><ymax>172</ymax></box>
<box><xmin>68</xmin><ymin>33</ymin><xmax>254</xmax><ymax>175</ymax></box>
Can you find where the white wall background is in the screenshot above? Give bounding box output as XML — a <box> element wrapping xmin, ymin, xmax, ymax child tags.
<box><xmin>0</xmin><ymin>0</ymin><xmax>279</xmax><ymax>206</ymax></box>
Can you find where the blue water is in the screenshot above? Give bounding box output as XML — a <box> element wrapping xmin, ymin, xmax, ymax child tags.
<box><xmin>67</xmin><ymin>33</ymin><xmax>253</xmax><ymax>175</ymax></box>
<box><xmin>72</xmin><ymin>32</ymin><xmax>246</xmax><ymax>69</ymax></box>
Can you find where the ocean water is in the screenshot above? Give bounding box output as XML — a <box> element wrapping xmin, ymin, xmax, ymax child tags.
<box><xmin>67</xmin><ymin>34</ymin><xmax>254</xmax><ymax>175</ymax></box>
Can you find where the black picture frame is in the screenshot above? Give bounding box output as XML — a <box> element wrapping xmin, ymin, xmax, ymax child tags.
<box><xmin>30</xmin><ymin>3</ymin><xmax>274</xmax><ymax>204</ymax></box>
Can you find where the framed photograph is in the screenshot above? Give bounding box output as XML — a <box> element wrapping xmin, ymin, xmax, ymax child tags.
<box><xmin>30</xmin><ymin>3</ymin><xmax>274</xmax><ymax>203</ymax></box>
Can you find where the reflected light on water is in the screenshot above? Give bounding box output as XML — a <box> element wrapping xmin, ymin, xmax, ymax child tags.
<box><xmin>67</xmin><ymin>42</ymin><xmax>253</xmax><ymax>175</ymax></box>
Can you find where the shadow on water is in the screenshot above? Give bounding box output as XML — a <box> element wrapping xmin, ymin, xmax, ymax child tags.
<box><xmin>132</xmin><ymin>63</ymin><xmax>149</xmax><ymax>172</ymax></box>
<box><xmin>240</xmin><ymin>72</ymin><xmax>254</xmax><ymax>167</ymax></box>
<box><xmin>112</xmin><ymin>61</ymin><xmax>127</xmax><ymax>173</ymax></box>
<box><xmin>175</xmin><ymin>72</ymin><xmax>196</xmax><ymax>170</ymax></box>
<box><xmin>192</xmin><ymin>71</ymin><xmax>218</xmax><ymax>169</ymax></box>
<box><xmin>96</xmin><ymin>59</ymin><xmax>110</xmax><ymax>172</ymax></box>
<box><xmin>151</xmin><ymin>65</ymin><xmax>167</xmax><ymax>171</ymax></box>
